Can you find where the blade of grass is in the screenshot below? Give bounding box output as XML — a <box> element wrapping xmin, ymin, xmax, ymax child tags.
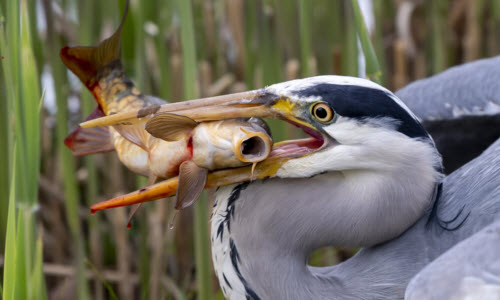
<box><xmin>342</xmin><ymin>4</ymin><xmax>358</xmax><ymax>77</ymax></box>
<box><xmin>19</xmin><ymin>5</ymin><xmax>41</xmax><ymax>284</ymax></box>
<box><xmin>155</xmin><ymin>1</ymin><xmax>173</xmax><ymax>101</ymax></box>
<box><xmin>2</xmin><ymin>1</ymin><xmax>46</xmax><ymax>299</ymax></box>
<box><xmin>132</xmin><ymin>0</ymin><xmax>152</xmax><ymax>94</ymax></box>
<box><xmin>351</xmin><ymin>0</ymin><xmax>381</xmax><ymax>82</ymax></box>
<box><xmin>27</xmin><ymin>0</ymin><xmax>43</xmax><ymax>75</ymax></box>
<box><xmin>0</xmin><ymin>1</ymin><xmax>21</xmax><ymax>252</ymax></box>
<box><xmin>428</xmin><ymin>0</ymin><xmax>446</xmax><ymax>73</ymax></box>
<box><xmin>372</xmin><ymin>0</ymin><xmax>388</xmax><ymax>86</ymax></box>
<box><xmin>309</xmin><ymin>0</ymin><xmax>337</xmax><ymax>75</ymax></box>
<box><xmin>6</xmin><ymin>0</ymin><xmax>20</xmax><ymax>110</ymax></box>
<box><xmin>299</xmin><ymin>0</ymin><xmax>312</xmax><ymax>77</ymax></box>
<box><xmin>260</xmin><ymin>2</ymin><xmax>282</xmax><ymax>86</ymax></box>
<box><xmin>244</xmin><ymin>0</ymin><xmax>258</xmax><ymax>89</ymax></box>
<box><xmin>15</xmin><ymin>209</ymin><xmax>28</xmax><ymax>300</ymax></box>
<box><xmin>174</xmin><ymin>0</ymin><xmax>212</xmax><ymax>299</ymax></box>
<box><xmin>259</xmin><ymin>2</ymin><xmax>287</xmax><ymax>142</ymax></box>
<box><xmin>0</xmin><ymin>9</ymin><xmax>11</xmax><ymax>249</ymax></box>
<box><xmin>3</xmin><ymin>147</ymin><xmax>17</xmax><ymax>300</ymax></box>
<box><xmin>493</xmin><ymin>0</ymin><xmax>500</xmax><ymax>21</ymax></box>
<box><xmin>20</xmin><ymin>0</ymin><xmax>41</xmax><ymax>243</ymax></box>
<box><xmin>28</xmin><ymin>235</ymin><xmax>46</xmax><ymax>300</ymax></box>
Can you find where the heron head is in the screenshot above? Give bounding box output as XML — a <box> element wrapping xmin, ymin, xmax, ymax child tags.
<box><xmin>256</xmin><ymin>76</ymin><xmax>442</xmax><ymax>179</ymax></box>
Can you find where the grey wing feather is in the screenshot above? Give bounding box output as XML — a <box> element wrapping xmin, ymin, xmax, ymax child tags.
<box><xmin>396</xmin><ymin>56</ymin><xmax>500</xmax><ymax>120</ymax></box>
<box><xmin>396</xmin><ymin>57</ymin><xmax>500</xmax><ymax>173</ymax></box>
<box><xmin>405</xmin><ymin>220</ymin><xmax>500</xmax><ymax>300</ymax></box>
<box><xmin>432</xmin><ymin>136</ymin><xmax>500</xmax><ymax>233</ymax></box>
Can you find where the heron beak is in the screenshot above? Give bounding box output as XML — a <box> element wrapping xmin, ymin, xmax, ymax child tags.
<box><xmin>80</xmin><ymin>89</ymin><xmax>314</xmax><ymax>130</ymax></box>
<box><xmin>90</xmin><ymin>156</ymin><xmax>288</xmax><ymax>212</ymax></box>
<box><xmin>89</xmin><ymin>90</ymin><xmax>325</xmax><ymax>212</ymax></box>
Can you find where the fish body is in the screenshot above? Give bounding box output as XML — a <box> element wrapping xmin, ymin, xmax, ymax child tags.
<box><xmin>62</xmin><ymin>59</ymin><xmax>272</xmax><ymax>178</ymax></box>
<box><xmin>60</xmin><ymin>4</ymin><xmax>272</xmax><ymax>211</ymax></box>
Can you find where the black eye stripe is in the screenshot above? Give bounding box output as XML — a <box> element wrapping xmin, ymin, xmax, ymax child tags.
<box><xmin>296</xmin><ymin>84</ymin><xmax>429</xmax><ymax>139</ymax></box>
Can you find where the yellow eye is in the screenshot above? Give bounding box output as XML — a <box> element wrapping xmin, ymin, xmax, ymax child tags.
<box><xmin>311</xmin><ymin>103</ymin><xmax>334</xmax><ymax>123</ymax></box>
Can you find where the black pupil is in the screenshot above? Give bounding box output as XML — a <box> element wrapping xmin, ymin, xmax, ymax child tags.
<box><xmin>315</xmin><ymin>106</ymin><xmax>328</xmax><ymax>119</ymax></box>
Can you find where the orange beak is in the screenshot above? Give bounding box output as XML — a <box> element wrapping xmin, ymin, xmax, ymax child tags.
<box><xmin>90</xmin><ymin>157</ymin><xmax>288</xmax><ymax>212</ymax></box>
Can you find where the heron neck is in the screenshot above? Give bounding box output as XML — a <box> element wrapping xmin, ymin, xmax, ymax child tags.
<box><xmin>211</xmin><ymin>167</ymin><xmax>437</xmax><ymax>299</ymax></box>
<box><xmin>211</xmin><ymin>182</ymin><xmax>346</xmax><ymax>299</ymax></box>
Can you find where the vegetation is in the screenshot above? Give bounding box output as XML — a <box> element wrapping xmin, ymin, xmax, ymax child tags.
<box><xmin>0</xmin><ymin>0</ymin><xmax>498</xmax><ymax>298</ymax></box>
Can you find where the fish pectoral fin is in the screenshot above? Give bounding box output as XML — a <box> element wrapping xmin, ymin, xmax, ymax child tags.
<box><xmin>175</xmin><ymin>161</ymin><xmax>208</xmax><ymax>210</ymax></box>
<box><xmin>126</xmin><ymin>203</ymin><xmax>142</xmax><ymax>229</ymax></box>
<box><xmin>113</xmin><ymin>123</ymin><xmax>150</xmax><ymax>151</ymax></box>
<box><xmin>145</xmin><ymin>113</ymin><xmax>198</xmax><ymax>141</ymax></box>
<box><xmin>65</xmin><ymin>108</ymin><xmax>114</xmax><ymax>155</ymax></box>
<box><xmin>126</xmin><ymin>174</ymin><xmax>158</xmax><ymax>228</ymax></box>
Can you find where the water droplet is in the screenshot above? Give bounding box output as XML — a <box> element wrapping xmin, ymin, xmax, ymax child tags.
<box><xmin>169</xmin><ymin>211</ymin><xmax>178</xmax><ymax>229</ymax></box>
<box><xmin>90</xmin><ymin>209</ymin><xmax>96</xmax><ymax>215</ymax></box>
<box><xmin>127</xmin><ymin>222</ymin><xmax>132</xmax><ymax>230</ymax></box>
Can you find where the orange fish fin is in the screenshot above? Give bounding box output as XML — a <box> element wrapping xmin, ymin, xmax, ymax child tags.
<box><xmin>113</xmin><ymin>123</ymin><xmax>150</xmax><ymax>151</ymax></box>
<box><xmin>175</xmin><ymin>161</ymin><xmax>208</xmax><ymax>210</ymax></box>
<box><xmin>145</xmin><ymin>113</ymin><xmax>198</xmax><ymax>141</ymax></box>
<box><xmin>59</xmin><ymin>0</ymin><xmax>129</xmax><ymax>105</ymax></box>
<box><xmin>65</xmin><ymin>107</ymin><xmax>114</xmax><ymax>156</ymax></box>
<box><xmin>126</xmin><ymin>203</ymin><xmax>141</xmax><ymax>229</ymax></box>
<box><xmin>64</xmin><ymin>126</ymin><xmax>114</xmax><ymax>156</ymax></box>
<box><xmin>126</xmin><ymin>174</ymin><xmax>157</xmax><ymax>228</ymax></box>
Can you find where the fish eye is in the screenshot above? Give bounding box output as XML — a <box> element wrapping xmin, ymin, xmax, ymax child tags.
<box><xmin>311</xmin><ymin>102</ymin><xmax>335</xmax><ymax>123</ymax></box>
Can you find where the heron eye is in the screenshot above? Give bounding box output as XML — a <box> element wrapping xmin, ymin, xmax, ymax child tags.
<box><xmin>311</xmin><ymin>103</ymin><xmax>334</xmax><ymax>123</ymax></box>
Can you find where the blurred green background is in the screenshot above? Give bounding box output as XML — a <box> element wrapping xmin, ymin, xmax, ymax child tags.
<box><xmin>1</xmin><ymin>0</ymin><xmax>499</xmax><ymax>299</ymax></box>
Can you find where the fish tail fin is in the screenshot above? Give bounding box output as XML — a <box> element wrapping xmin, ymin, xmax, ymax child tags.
<box><xmin>59</xmin><ymin>0</ymin><xmax>129</xmax><ymax>108</ymax></box>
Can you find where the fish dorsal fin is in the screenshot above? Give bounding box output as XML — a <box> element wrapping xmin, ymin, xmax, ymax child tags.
<box><xmin>175</xmin><ymin>161</ymin><xmax>208</xmax><ymax>210</ymax></box>
<box><xmin>145</xmin><ymin>113</ymin><xmax>198</xmax><ymax>141</ymax></box>
<box><xmin>113</xmin><ymin>123</ymin><xmax>150</xmax><ymax>151</ymax></box>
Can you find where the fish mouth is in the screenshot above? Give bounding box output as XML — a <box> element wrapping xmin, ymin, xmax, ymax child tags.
<box><xmin>88</xmin><ymin>90</ymin><xmax>328</xmax><ymax>213</ymax></box>
<box><xmin>236</xmin><ymin>131</ymin><xmax>273</xmax><ymax>163</ymax></box>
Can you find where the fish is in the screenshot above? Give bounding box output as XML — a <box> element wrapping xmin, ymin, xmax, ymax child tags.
<box><xmin>60</xmin><ymin>2</ymin><xmax>272</xmax><ymax>220</ymax></box>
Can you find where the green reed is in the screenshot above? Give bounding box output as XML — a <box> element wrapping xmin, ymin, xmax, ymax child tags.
<box><xmin>1</xmin><ymin>0</ymin><xmax>46</xmax><ymax>298</ymax></box>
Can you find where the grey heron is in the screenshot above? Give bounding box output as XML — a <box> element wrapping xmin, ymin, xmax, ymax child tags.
<box><xmin>90</xmin><ymin>57</ymin><xmax>500</xmax><ymax>299</ymax></box>
<box><xmin>203</xmin><ymin>76</ymin><xmax>500</xmax><ymax>299</ymax></box>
